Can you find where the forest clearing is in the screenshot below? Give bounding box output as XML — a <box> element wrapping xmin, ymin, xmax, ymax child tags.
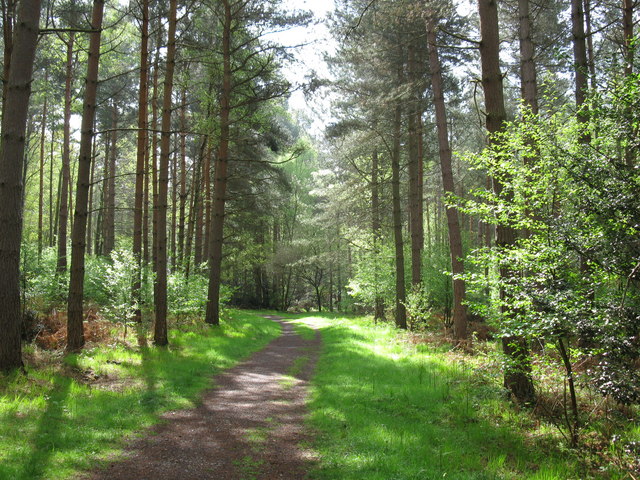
<box><xmin>1</xmin><ymin>0</ymin><xmax>640</xmax><ymax>478</ymax></box>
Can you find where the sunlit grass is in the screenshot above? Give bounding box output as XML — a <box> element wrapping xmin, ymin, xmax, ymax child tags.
<box><xmin>0</xmin><ymin>310</ymin><xmax>280</xmax><ymax>480</ymax></box>
<box><xmin>298</xmin><ymin>315</ymin><xmax>610</xmax><ymax>480</ymax></box>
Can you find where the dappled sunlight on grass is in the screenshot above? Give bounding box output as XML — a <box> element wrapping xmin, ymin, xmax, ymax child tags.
<box><xmin>0</xmin><ymin>310</ymin><xmax>280</xmax><ymax>480</ymax></box>
<box><xmin>294</xmin><ymin>315</ymin><xmax>599</xmax><ymax>480</ymax></box>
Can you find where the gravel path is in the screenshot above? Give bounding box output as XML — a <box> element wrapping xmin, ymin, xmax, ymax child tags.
<box><xmin>85</xmin><ymin>316</ymin><xmax>321</xmax><ymax>480</ymax></box>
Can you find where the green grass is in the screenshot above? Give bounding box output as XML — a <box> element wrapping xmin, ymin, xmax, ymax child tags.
<box><xmin>0</xmin><ymin>310</ymin><xmax>280</xmax><ymax>480</ymax></box>
<box><xmin>298</xmin><ymin>314</ymin><xmax>607</xmax><ymax>480</ymax></box>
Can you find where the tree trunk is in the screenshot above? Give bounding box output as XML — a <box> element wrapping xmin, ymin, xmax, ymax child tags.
<box><xmin>426</xmin><ymin>15</ymin><xmax>468</xmax><ymax>342</ymax></box>
<box><xmin>0</xmin><ymin>0</ymin><xmax>41</xmax><ymax>371</ymax></box>
<box><xmin>407</xmin><ymin>39</ymin><xmax>423</xmax><ymax>288</ymax></box>
<box><xmin>66</xmin><ymin>0</ymin><xmax>105</xmax><ymax>353</ymax></box>
<box><xmin>87</xmin><ymin>137</ymin><xmax>96</xmax><ymax>255</ymax></box>
<box><xmin>103</xmin><ymin>106</ymin><xmax>117</xmax><ymax>256</ymax></box>
<box><xmin>205</xmin><ymin>0</ymin><xmax>232</xmax><ymax>326</ymax></box>
<box><xmin>1</xmin><ymin>0</ymin><xmax>15</xmax><ymax>111</ymax></box>
<box><xmin>392</xmin><ymin>99</ymin><xmax>407</xmax><ymax>330</ymax></box>
<box><xmin>177</xmin><ymin>95</ymin><xmax>187</xmax><ymax>267</ymax></box>
<box><xmin>153</xmin><ymin>0</ymin><xmax>177</xmax><ymax>346</ymax></box>
<box><xmin>57</xmin><ymin>32</ymin><xmax>75</xmax><ymax>272</ymax></box>
<box><xmin>518</xmin><ymin>0</ymin><xmax>538</xmax><ymax>115</ymax></box>
<box><xmin>372</xmin><ymin>149</ymin><xmax>385</xmax><ymax>322</ymax></box>
<box><xmin>478</xmin><ymin>0</ymin><xmax>536</xmax><ymax>403</ymax></box>
<box><xmin>132</xmin><ymin>0</ymin><xmax>149</xmax><ymax>325</ymax></box>
<box><xmin>38</xmin><ymin>70</ymin><xmax>48</xmax><ymax>259</ymax></box>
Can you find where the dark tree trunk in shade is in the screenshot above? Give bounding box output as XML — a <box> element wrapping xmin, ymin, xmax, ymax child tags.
<box><xmin>426</xmin><ymin>15</ymin><xmax>467</xmax><ymax>341</ymax></box>
<box><xmin>392</xmin><ymin>100</ymin><xmax>407</xmax><ymax>330</ymax></box>
<box><xmin>132</xmin><ymin>0</ymin><xmax>149</xmax><ymax>325</ymax></box>
<box><xmin>103</xmin><ymin>106</ymin><xmax>117</xmax><ymax>256</ymax></box>
<box><xmin>407</xmin><ymin>39</ymin><xmax>423</xmax><ymax>288</ymax></box>
<box><xmin>0</xmin><ymin>0</ymin><xmax>41</xmax><ymax>371</ymax></box>
<box><xmin>38</xmin><ymin>71</ymin><xmax>48</xmax><ymax>259</ymax></box>
<box><xmin>153</xmin><ymin>0</ymin><xmax>178</xmax><ymax>346</ymax></box>
<box><xmin>57</xmin><ymin>32</ymin><xmax>75</xmax><ymax>272</ymax></box>
<box><xmin>478</xmin><ymin>0</ymin><xmax>536</xmax><ymax>403</ymax></box>
<box><xmin>1</xmin><ymin>0</ymin><xmax>15</xmax><ymax>110</ymax></box>
<box><xmin>372</xmin><ymin>149</ymin><xmax>385</xmax><ymax>322</ymax></box>
<box><xmin>205</xmin><ymin>0</ymin><xmax>233</xmax><ymax>326</ymax></box>
<box><xmin>177</xmin><ymin>89</ymin><xmax>187</xmax><ymax>266</ymax></box>
<box><xmin>67</xmin><ymin>0</ymin><xmax>105</xmax><ymax>353</ymax></box>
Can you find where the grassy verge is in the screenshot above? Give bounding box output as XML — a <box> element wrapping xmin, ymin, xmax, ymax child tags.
<box><xmin>0</xmin><ymin>310</ymin><xmax>280</xmax><ymax>480</ymax></box>
<box><xmin>296</xmin><ymin>314</ymin><xmax>612</xmax><ymax>480</ymax></box>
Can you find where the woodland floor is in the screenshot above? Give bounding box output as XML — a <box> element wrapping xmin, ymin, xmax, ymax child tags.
<box><xmin>82</xmin><ymin>316</ymin><xmax>321</xmax><ymax>480</ymax></box>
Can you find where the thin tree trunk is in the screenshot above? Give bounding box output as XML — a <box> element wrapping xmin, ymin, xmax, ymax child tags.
<box><xmin>407</xmin><ymin>39</ymin><xmax>423</xmax><ymax>288</ymax></box>
<box><xmin>478</xmin><ymin>0</ymin><xmax>536</xmax><ymax>403</ymax></box>
<box><xmin>205</xmin><ymin>0</ymin><xmax>232</xmax><ymax>326</ymax></box>
<box><xmin>171</xmin><ymin>140</ymin><xmax>178</xmax><ymax>267</ymax></box>
<box><xmin>87</xmin><ymin>137</ymin><xmax>95</xmax><ymax>255</ymax></box>
<box><xmin>67</xmin><ymin>0</ymin><xmax>105</xmax><ymax>353</ymax></box>
<box><xmin>153</xmin><ymin>0</ymin><xmax>177</xmax><ymax>346</ymax></box>
<box><xmin>203</xmin><ymin>138</ymin><xmax>212</xmax><ymax>262</ymax></box>
<box><xmin>151</xmin><ymin>28</ymin><xmax>160</xmax><ymax>274</ymax></box>
<box><xmin>392</xmin><ymin>96</ymin><xmax>407</xmax><ymax>330</ymax></box>
<box><xmin>103</xmin><ymin>105</ymin><xmax>117</xmax><ymax>256</ymax></box>
<box><xmin>57</xmin><ymin>32</ymin><xmax>75</xmax><ymax>272</ymax></box>
<box><xmin>0</xmin><ymin>0</ymin><xmax>41</xmax><ymax>371</ymax></box>
<box><xmin>372</xmin><ymin>148</ymin><xmax>385</xmax><ymax>322</ymax></box>
<box><xmin>177</xmin><ymin>92</ymin><xmax>187</xmax><ymax>266</ymax></box>
<box><xmin>49</xmin><ymin>129</ymin><xmax>55</xmax><ymax>247</ymax></box>
<box><xmin>426</xmin><ymin>15</ymin><xmax>468</xmax><ymax>341</ymax></box>
<box><xmin>38</xmin><ymin>70</ymin><xmax>48</xmax><ymax>259</ymax></box>
<box><xmin>132</xmin><ymin>0</ymin><xmax>149</xmax><ymax>325</ymax></box>
<box><xmin>583</xmin><ymin>0</ymin><xmax>597</xmax><ymax>91</ymax></box>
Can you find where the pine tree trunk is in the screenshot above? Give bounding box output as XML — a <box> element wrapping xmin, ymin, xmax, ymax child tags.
<box><xmin>132</xmin><ymin>0</ymin><xmax>149</xmax><ymax>325</ymax></box>
<box><xmin>392</xmin><ymin>98</ymin><xmax>407</xmax><ymax>330</ymax></box>
<box><xmin>205</xmin><ymin>0</ymin><xmax>232</xmax><ymax>326</ymax></box>
<box><xmin>103</xmin><ymin>106</ymin><xmax>117</xmax><ymax>256</ymax></box>
<box><xmin>478</xmin><ymin>0</ymin><xmax>536</xmax><ymax>403</ymax></box>
<box><xmin>0</xmin><ymin>0</ymin><xmax>41</xmax><ymax>371</ymax></box>
<box><xmin>38</xmin><ymin>72</ymin><xmax>48</xmax><ymax>259</ymax></box>
<box><xmin>177</xmin><ymin>95</ymin><xmax>187</xmax><ymax>267</ymax></box>
<box><xmin>518</xmin><ymin>0</ymin><xmax>538</xmax><ymax>115</ymax></box>
<box><xmin>1</xmin><ymin>0</ymin><xmax>15</xmax><ymax>111</ymax></box>
<box><xmin>426</xmin><ymin>15</ymin><xmax>468</xmax><ymax>342</ymax></box>
<box><xmin>372</xmin><ymin>149</ymin><xmax>385</xmax><ymax>322</ymax></box>
<box><xmin>153</xmin><ymin>0</ymin><xmax>177</xmax><ymax>346</ymax></box>
<box><xmin>57</xmin><ymin>33</ymin><xmax>75</xmax><ymax>272</ymax></box>
<box><xmin>66</xmin><ymin>0</ymin><xmax>105</xmax><ymax>353</ymax></box>
<box><xmin>407</xmin><ymin>40</ymin><xmax>423</xmax><ymax>288</ymax></box>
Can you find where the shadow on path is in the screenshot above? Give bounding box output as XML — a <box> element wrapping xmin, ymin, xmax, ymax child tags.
<box><xmin>85</xmin><ymin>316</ymin><xmax>320</xmax><ymax>480</ymax></box>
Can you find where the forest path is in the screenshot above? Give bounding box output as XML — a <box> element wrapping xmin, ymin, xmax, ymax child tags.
<box><xmin>85</xmin><ymin>315</ymin><xmax>321</xmax><ymax>480</ymax></box>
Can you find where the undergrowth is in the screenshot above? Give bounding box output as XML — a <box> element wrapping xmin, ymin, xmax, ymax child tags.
<box><xmin>0</xmin><ymin>310</ymin><xmax>280</xmax><ymax>480</ymax></box>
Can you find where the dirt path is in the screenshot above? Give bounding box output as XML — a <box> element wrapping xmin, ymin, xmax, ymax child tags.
<box><xmin>85</xmin><ymin>316</ymin><xmax>321</xmax><ymax>480</ymax></box>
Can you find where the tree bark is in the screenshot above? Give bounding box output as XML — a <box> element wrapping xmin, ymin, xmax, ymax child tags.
<box><xmin>426</xmin><ymin>15</ymin><xmax>468</xmax><ymax>341</ymax></box>
<box><xmin>103</xmin><ymin>105</ymin><xmax>117</xmax><ymax>256</ymax></box>
<box><xmin>392</xmin><ymin>97</ymin><xmax>407</xmax><ymax>330</ymax></box>
<box><xmin>38</xmin><ymin>70</ymin><xmax>48</xmax><ymax>259</ymax></box>
<box><xmin>66</xmin><ymin>0</ymin><xmax>105</xmax><ymax>353</ymax></box>
<box><xmin>372</xmin><ymin>148</ymin><xmax>385</xmax><ymax>322</ymax></box>
<box><xmin>0</xmin><ymin>0</ymin><xmax>41</xmax><ymax>371</ymax></box>
<box><xmin>57</xmin><ymin>32</ymin><xmax>75</xmax><ymax>272</ymax></box>
<box><xmin>132</xmin><ymin>0</ymin><xmax>149</xmax><ymax>325</ymax></box>
<box><xmin>518</xmin><ymin>0</ymin><xmax>538</xmax><ymax>115</ymax></box>
<box><xmin>153</xmin><ymin>0</ymin><xmax>177</xmax><ymax>346</ymax></box>
<box><xmin>205</xmin><ymin>0</ymin><xmax>232</xmax><ymax>326</ymax></box>
<box><xmin>407</xmin><ymin>39</ymin><xmax>423</xmax><ymax>288</ymax></box>
<box><xmin>478</xmin><ymin>0</ymin><xmax>536</xmax><ymax>403</ymax></box>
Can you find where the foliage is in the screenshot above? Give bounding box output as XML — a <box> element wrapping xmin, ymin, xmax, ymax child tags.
<box><xmin>459</xmin><ymin>76</ymin><xmax>640</xmax><ymax>406</ymax></box>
